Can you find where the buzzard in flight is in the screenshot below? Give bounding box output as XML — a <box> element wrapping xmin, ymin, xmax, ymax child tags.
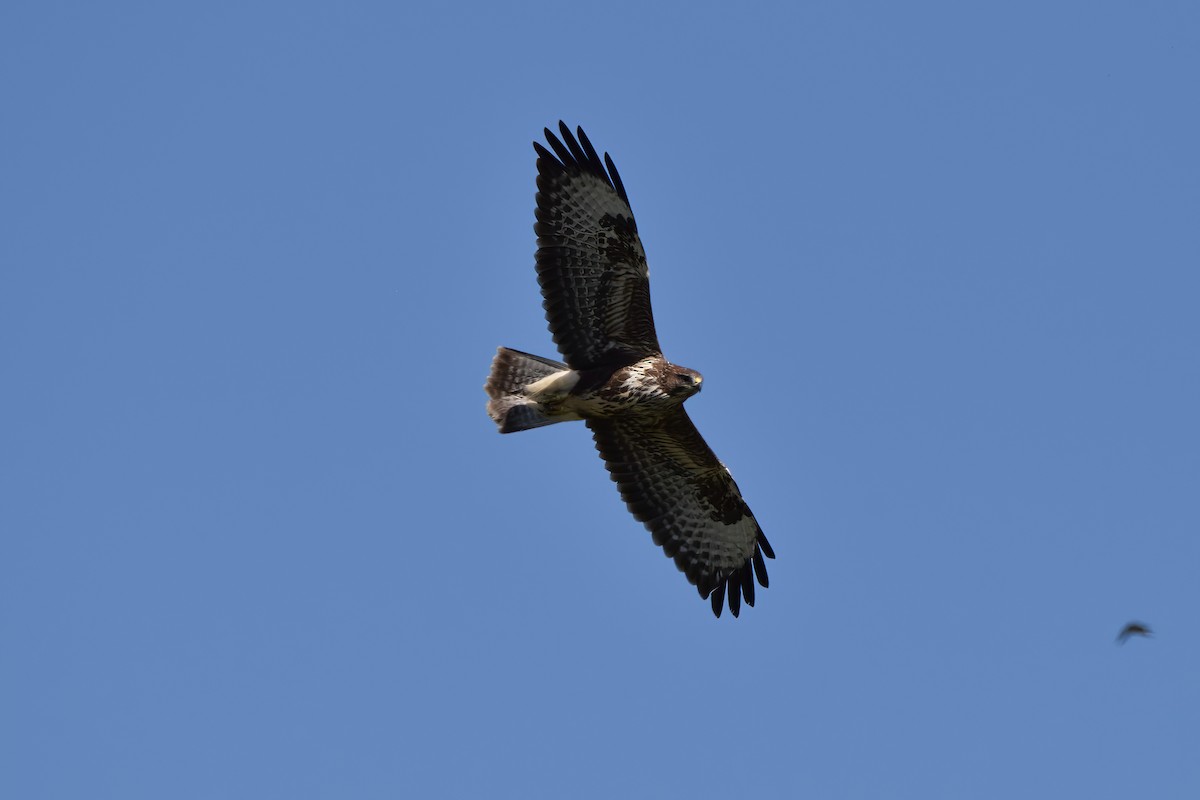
<box><xmin>485</xmin><ymin>122</ymin><xmax>774</xmax><ymax>617</ymax></box>
<box><xmin>1116</xmin><ymin>622</ymin><xmax>1152</xmax><ymax>644</ymax></box>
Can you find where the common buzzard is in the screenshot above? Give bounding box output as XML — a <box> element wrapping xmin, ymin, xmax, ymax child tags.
<box><xmin>485</xmin><ymin>122</ymin><xmax>774</xmax><ymax>617</ymax></box>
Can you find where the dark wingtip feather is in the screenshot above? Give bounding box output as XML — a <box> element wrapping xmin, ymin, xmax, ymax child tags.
<box><xmin>741</xmin><ymin>563</ymin><xmax>755</xmax><ymax>607</ymax></box>
<box><xmin>710</xmin><ymin>582</ymin><xmax>725</xmax><ymax>618</ymax></box>
<box><xmin>728</xmin><ymin>573</ymin><xmax>742</xmax><ymax>617</ymax></box>
<box><xmin>543</xmin><ymin>127</ymin><xmax>575</xmax><ymax>166</ymax></box>
<box><xmin>604</xmin><ymin>152</ymin><xmax>629</xmax><ymax>205</ymax></box>
<box><xmin>535</xmin><ymin>123</ymin><xmax>630</xmax><ymax>208</ymax></box>
<box><xmin>753</xmin><ymin>546</ymin><xmax>769</xmax><ymax>588</ymax></box>
<box><xmin>707</xmin><ymin>549</ymin><xmax>770</xmax><ymax>617</ymax></box>
<box><xmin>698</xmin><ymin>547</ymin><xmax>774</xmax><ymax>617</ymax></box>
<box><xmin>575</xmin><ymin>126</ymin><xmax>602</xmax><ymax>165</ymax></box>
<box><xmin>757</xmin><ymin>530</ymin><xmax>775</xmax><ymax>560</ymax></box>
<box><xmin>558</xmin><ymin>122</ymin><xmax>589</xmax><ymax>166</ymax></box>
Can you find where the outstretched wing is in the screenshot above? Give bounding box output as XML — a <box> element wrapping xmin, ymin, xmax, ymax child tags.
<box><xmin>588</xmin><ymin>409</ymin><xmax>774</xmax><ymax>618</ymax></box>
<box><xmin>534</xmin><ymin>122</ymin><xmax>661</xmax><ymax>370</ymax></box>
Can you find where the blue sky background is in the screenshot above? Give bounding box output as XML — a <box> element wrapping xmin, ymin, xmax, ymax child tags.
<box><xmin>3</xmin><ymin>2</ymin><xmax>1198</xmax><ymax>797</ymax></box>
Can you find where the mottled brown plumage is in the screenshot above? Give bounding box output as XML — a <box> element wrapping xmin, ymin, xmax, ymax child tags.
<box><xmin>486</xmin><ymin>123</ymin><xmax>773</xmax><ymax>617</ymax></box>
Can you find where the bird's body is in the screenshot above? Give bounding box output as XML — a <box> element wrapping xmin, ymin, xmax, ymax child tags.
<box><xmin>485</xmin><ymin>123</ymin><xmax>773</xmax><ymax>617</ymax></box>
<box><xmin>1116</xmin><ymin>622</ymin><xmax>1152</xmax><ymax>644</ymax></box>
<box><xmin>488</xmin><ymin>350</ymin><xmax>703</xmax><ymax>432</ymax></box>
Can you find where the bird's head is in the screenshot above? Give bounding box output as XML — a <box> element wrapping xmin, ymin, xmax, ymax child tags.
<box><xmin>669</xmin><ymin>367</ymin><xmax>704</xmax><ymax>398</ymax></box>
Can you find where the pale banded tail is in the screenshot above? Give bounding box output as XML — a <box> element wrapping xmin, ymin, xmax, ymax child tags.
<box><xmin>485</xmin><ymin>347</ymin><xmax>580</xmax><ymax>433</ymax></box>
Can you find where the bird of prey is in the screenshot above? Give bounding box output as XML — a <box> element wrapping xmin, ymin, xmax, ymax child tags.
<box><xmin>485</xmin><ymin>122</ymin><xmax>774</xmax><ymax>617</ymax></box>
<box><xmin>1116</xmin><ymin>622</ymin><xmax>1152</xmax><ymax>644</ymax></box>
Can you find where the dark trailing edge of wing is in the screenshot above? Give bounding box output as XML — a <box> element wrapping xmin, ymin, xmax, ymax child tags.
<box><xmin>588</xmin><ymin>411</ymin><xmax>775</xmax><ymax>619</ymax></box>
<box><xmin>532</xmin><ymin>121</ymin><xmax>630</xmax><ymax>207</ymax></box>
<box><xmin>604</xmin><ymin>467</ymin><xmax>775</xmax><ymax>618</ymax></box>
<box><xmin>702</xmin><ymin>533</ymin><xmax>774</xmax><ymax>619</ymax></box>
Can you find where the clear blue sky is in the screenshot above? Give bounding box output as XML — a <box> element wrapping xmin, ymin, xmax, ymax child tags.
<box><xmin>3</xmin><ymin>2</ymin><xmax>1198</xmax><ymax>798</ymax></box>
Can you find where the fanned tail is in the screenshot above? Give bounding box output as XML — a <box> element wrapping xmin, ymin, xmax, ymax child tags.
<box><xmin>485</xmin><ymin>347</ymin><xmax>579</xmax><ymax>433</ymax></box>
